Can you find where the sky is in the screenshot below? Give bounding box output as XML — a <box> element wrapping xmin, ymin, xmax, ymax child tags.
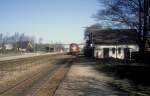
<box><xmin>0</xmin><ymin>0</ymin><xmax>100</xmax><ymax>44</ymax></box>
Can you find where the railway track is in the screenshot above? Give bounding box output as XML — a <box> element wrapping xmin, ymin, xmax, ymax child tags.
<box><xmin>0</xmin><ymin>53</ymin><xmax>60</xmax><ymax>68</ymax></box>
<box><xmin>0</xmin><ymin>54</ymin><xmax>63</xmax><ymax>79</ymax></box>
<box><xmin>0</xmin><ymin>54</ymin><xmax>73</xmax><ymax>96</ymax></box>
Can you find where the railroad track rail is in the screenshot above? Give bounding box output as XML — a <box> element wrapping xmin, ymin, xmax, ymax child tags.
<box><xmin>0</xmin><ymin>54</ymin><xmax>63</xmax><ymax>79</ymax></box>
<box><xmin>33</xmin><ymin>59</ymin><xmax>73</xmax><ymax>96</ymax></box>
<box><xmin>0</xmin><ymin>53</ymin><xmax>60</xmax><ymax>66</ymax></box>
<box><xmin>0</xmin><ymin>55</ymin><xmax>73</xmax><ymax>96</ymax></box>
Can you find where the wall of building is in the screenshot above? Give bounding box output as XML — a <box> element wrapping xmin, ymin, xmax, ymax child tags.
<box><xmin>94</xmin><ymin>44</ymin><xmax>139</xmax><ymax>59</ymax></box>
<box><xmin>4</xmin><ymin>44</ymin><xmax>13</xmax><ymax>50</ymax></box>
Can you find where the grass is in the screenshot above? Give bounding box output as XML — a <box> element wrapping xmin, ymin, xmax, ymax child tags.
<box><xmin>95</xmin><ymin>58</ymin><xmax>150</xmax><ymax>96</ymax></box>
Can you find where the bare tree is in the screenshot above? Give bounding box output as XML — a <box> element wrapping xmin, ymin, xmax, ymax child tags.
<box><xmin>84</xmin><ymin>23</ymin><xmax>111</xmax><ymax>47</ymax></box>
<box><xmin>38</xmin><ymin>37</ymin><xmax>43</xmax><ymax>44</ymax></box>
<box><xmin>84</xmin><ymin>24</ymin><xmax>103</xmax><ymax>40</ymax></box>
<box><xmin>0</xmin><ymin>33</ymin><xmax>3</xmax><ymax>54</ymax></box>
<box><xmin>0</xmin><ymin>32</ymin><xmax>37</xmax><ymax>53</ymax></box>
<box><xmin>0</xmin><ymin>33</ymin><xmax>3</xmax><ymax>48</ymax></box>
<box><xmin>2</xmin><ymin>35</ymin><xmax>8</xmax><ymax>54</ymax></box>
<box><xmin>95</xmin><ymin>0</ymin><xmax>142</xmax><ymax>28</ymax></box>
<box><xmin>95</xmin><ymin>0</ymin><xmax>150</xmax><ymax>52</ymax></box>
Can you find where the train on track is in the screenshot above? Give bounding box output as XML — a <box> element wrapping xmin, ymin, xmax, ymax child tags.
<box><xmin>69</xmin><ymin>43</ymin><xmax>80</xmax><ymax>55</ymax></box>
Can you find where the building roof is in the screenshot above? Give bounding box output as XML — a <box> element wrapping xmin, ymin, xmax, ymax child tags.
<box><xmin>18</xmin><ymin>41</ymin><xmax>33</xmax><ymax>49</ymax></box>
<box><xmin>92</xmin><ymin>29</ymin><xmax>138</xmax><ymax>45</ymax></box>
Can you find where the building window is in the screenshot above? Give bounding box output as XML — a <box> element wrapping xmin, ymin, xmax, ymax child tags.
<box><xmin>118</xmin><ymin>48</ymin><xmax>121</xmax><ymax>54</ymax></box>
<box><xmin>112</xmin><ymin>48</ymin><xmax>115</xmax><ymax>54</ymax></box>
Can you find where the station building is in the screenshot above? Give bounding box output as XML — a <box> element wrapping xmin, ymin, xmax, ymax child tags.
<box><xmin>86</xmin><ymin>29</ymin><xmax>139</xmax><ymax>59</ymax></box>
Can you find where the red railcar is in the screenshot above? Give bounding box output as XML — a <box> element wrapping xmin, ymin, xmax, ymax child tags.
<box><xmin>69</xmin><ymin>43</ymin><xmax>80</xmax><ymax>55</ymax></box>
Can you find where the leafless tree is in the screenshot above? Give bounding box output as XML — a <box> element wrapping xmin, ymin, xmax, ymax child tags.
<box><xmin>95</xmin><ymin>0</ymin><xmax>142</xmax><ymax>28</ymax></box>
<box><xmin>0</xmin><ymin>32</ymin><xmax>37</xmax><ymax>53</ymax></box>
<box><xmin>84</xmin><ymin>23</ymin><xmax>111</xmax><ymax>47</ymax></box>
<box><xmin>0</xmin><ymin>33</ymin><xmax>3</xmax><ymax>48</ymax></box>
<box><xmin>38</xmin><ymin>37</ymin><xmax>43</xmax><ymax>44</ymax></box>
<box><xmin>95</xmin><ymin>0</ymin><xmax>150</xmax><ymax>51</ymax></box>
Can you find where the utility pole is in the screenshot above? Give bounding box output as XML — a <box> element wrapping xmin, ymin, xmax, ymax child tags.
<box><xmin>49</xmin><ymin>43</ymin><xmax>50</xmax><ymax>52</ymax></box>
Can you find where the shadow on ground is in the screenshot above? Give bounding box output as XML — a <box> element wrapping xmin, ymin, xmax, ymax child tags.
<box><xmin>95</xmin><ymin>58</ymin><xmax>150</xmax><ymax>95</ymax></box>
<box><xmin>73</xmin><ymin>55</ymin><xmax>95</xmax><ymax>64</ymax></box>
<box><xmin>55</xmin><ymin>56</ymin><xmax>119</xmax><ymax>96</ymax></box>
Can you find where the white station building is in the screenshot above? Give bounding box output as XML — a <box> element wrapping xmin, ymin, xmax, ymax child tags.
<box><xmin>89</xmin><ymin>29</ymin><xmax>139</xmax><ymax>59</ymax></box>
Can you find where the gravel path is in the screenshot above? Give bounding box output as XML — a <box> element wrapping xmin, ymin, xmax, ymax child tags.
<box><xmin>54</xmin><ymin>57</ymin><xmax>118</xmax><ymax>96</ymax></box>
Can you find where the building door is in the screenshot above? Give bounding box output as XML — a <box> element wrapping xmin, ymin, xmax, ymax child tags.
<box><xmin>124</xmin><ymin>48</ymin><xmax>130</xmax><ymax>59</ymax></box>
<box><xmin>103</xmin><ymin>48</ymin><xmax>109</xmax><ymax>58</ymax></box>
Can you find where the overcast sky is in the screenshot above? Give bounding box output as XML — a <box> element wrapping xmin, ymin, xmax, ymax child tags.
<box><xmin>0</xmin><ymin>0</ymin><xmax>100</xmax><ymax>44</ymax></box>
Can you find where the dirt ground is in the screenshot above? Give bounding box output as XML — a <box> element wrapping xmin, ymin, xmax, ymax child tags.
<box><xmin>1</xmin><ymin>55</ymin><xmax>148</xmax><ymax>96</ymax></box>
<box><xmin>54</xmin><ymin>57</ymin><xmax>118</xmax><ymax>96</ymax></box>
<box><xmin>0</xmin><ymin>54</ymin><xmax>71</xmax><ymax>96</ymax></box>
